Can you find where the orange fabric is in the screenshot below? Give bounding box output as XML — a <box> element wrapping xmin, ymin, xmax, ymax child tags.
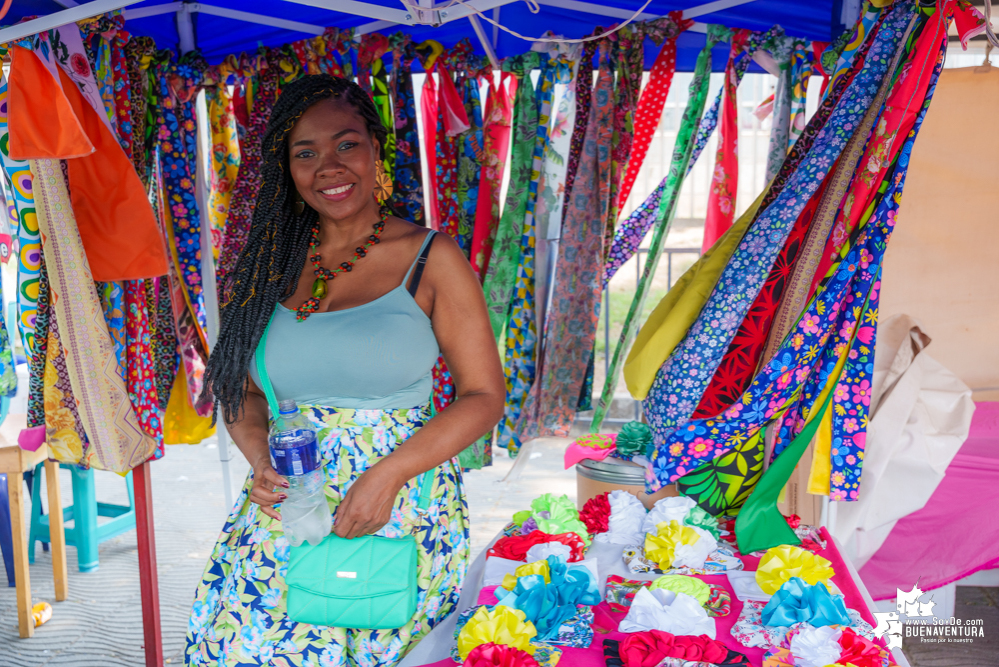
<box><xmin>7</xmin><ymin>46</ymin><xmax>93</xmax><ymax>159</ymax></box>
<box><xmin>8</xmin><ymin>47</ymin><xmax>168</xmax><ymax>281</ymax></box>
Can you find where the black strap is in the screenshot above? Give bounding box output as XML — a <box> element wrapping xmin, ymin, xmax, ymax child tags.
<box><xmin>407</xmin><ymin>232</ymin><xmax>436</xmax><ymax>298</ymax></box>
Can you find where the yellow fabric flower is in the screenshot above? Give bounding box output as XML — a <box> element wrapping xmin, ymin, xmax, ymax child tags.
<box><xmin>456</xmin><ymin>606</ymin><xmax>538</xmax><ymax>661</ymax></box>
<box><xmin>644</xmin><ymin>520</ymin><xmax>701</xmax><ymax>569</ymax></box>
<box><xmin>756</xmin><ymin>545</ymin><xmax>835</xmax><ymax>595</ymax></box>
<box><xmin>500</xmin><ymin>558</ymin><xmax>552</xmax><ymax>591</ymax></box>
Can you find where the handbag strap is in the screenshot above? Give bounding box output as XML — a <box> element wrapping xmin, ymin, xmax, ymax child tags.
<box><xmin>255</xmin><ymin>312</ymin><xmax>436</xmax><ymax>512</ymax></box>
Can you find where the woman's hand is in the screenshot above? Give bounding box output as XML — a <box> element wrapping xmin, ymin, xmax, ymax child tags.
<box><xmin>333</xmin><ymin>462</ymin><xmax>405</xmax><ymax>539</ymax></box>
<box><xmin>250</xmin><ymin>462</ymin><xmax>289</xmax><ymax>522</ymax></box>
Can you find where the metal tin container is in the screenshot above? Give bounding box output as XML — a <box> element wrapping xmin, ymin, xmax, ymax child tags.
<box><xmin>575</xmin><ymin>457</ymin><xmax>676</xmax><ymax>510</ymax></box>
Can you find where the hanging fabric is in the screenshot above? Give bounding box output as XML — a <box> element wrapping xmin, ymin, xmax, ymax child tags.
<box><xmin>26</xmin><ymin>255</ymin><xmax>48</xmax><ymax>429</ymax></box>
<box><xmin>125</xmin><ymin>36</ymin><xmax>155</xmax><ymax>185</ymax></box>
<box><xmin>605</xmin><ymin>25</ymin><xmax>644</xmax><ymax>251</ymax></box>
<box><xmin>469</xmin><ymin>71</ymin><xmax>515</xmax><ymax>278</ymax></box>
<box><xmin>689</xmin><ymin>17</ymin><xmax>907</xmax><ymax>421</ymax></box>
<box><xmin>417</xmin><ymin>40</ymin><xmax>443</xmax><ymax>230</ymax></box>
<box><xmin>496</xmin><ymin>49</ymin><xmax>563</xmax><ymax>455</ymax></box>
<box><xmin>32</xmin><ymin>158</ymin><xmax>158</xmax><ymax>471</ymax></box>
<box><xmin>482</xmin><ymin>52</ymin><xmax>539</xmax><ymax>338</ymax></box>
<box><xmin>8</xmin><ymin>41</ymin><xmax>168</xmax><ymax>283</ymax></box>
<box><xmin>388</xmin><ymin>36</ymin><xmax>425</xmax><ymax>225</ymax></box>
<box><xmin>0</xmin><ymin>70</ymin><xmax>40</xmax><ymax>355</ymax></box>
<box><xmin>763</xmin><ymin>32</ymin><xmax>794</xmax><ymax>183</ymax></box>
<box><xmin>204</xmin><ymin>59</ymin><xmax>241</xmax><ymax>260</ymax></box>
<box><xmin>358</xmin><ymin>33</ymin><xmax>395</xmax><ymax>179</ymax></box>
<box><xmin>702</xmin><ymin>29</ymin><xmax>750</xmax><ymax>253</ymax></box>
<box><xmin>433</xmin><ymin>55</ymin><xmax>471</xmax><ymax>245</ymax></box>
<box><xmin>150</xmin><ymin>275</ymin><xmax>179</xmax><ymax>411</ymax></box>
<box><xmin>587</xmin><ymin>27</ymin><xmax>725</xmax><ymax>432</ymax></box>
<box><xmin>516</xmin><ymin>42</ymin><xmax>613</xmax><ymax>440</ymax></box>
<box><xmin>641</xmin><ymin>1</ymin><xmax>915</xmax><ymax>475</ymax></box>
<box><xmin>44</xmin><ymin>304</ymin><xmax>90</xmax><ymax>465</ymax></box>
<box><xmin>456</xmin><ymin>58</ymin><xmax>486</xmax><ymax>259</ymax></box>
<box><xmin>615</xmin><ymin>14</ymin><xmax>689</xmax><ymax>212</ymax></box>
<box><xmin>533</xmin><ymin>42</ymin><xmax>581</xmax><ymax>341</ymax></box>
<box><xmin>603</xmin><ymin>24</ymin><xmax>773</xmax><ymax>286</ymax></box>
<box><xmin>217</xmin><ymin>47</ymin><xmax>280</xmax><ymax>293</ymax></box>
<box><xmin>787</xmin><ymin>40</ymin><xmax>817</xmax><ymax>147</ymax></box>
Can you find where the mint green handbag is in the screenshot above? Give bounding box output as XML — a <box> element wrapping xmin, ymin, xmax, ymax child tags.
<box><xmin>255</xmin><ymin>315</ymin><xmax>435</xmax><ymax>629</ymax></box>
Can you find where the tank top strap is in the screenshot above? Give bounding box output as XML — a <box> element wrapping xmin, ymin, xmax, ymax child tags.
<box><xmin>403</xmin><ymin>230</ymin><xmax>437</xmax><ymax>295</ymax></box>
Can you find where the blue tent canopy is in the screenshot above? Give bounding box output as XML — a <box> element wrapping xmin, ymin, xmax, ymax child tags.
<box><xmin>4</xmin><ymin>0</ymin><xmax>848</xmax><ymax>71</ymax></box>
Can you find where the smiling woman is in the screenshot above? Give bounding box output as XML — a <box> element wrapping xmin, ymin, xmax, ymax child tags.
<box><xmin>188</xmin><ymin>75</ymin><xmax>505</xmax><ymax>667</ymax></box>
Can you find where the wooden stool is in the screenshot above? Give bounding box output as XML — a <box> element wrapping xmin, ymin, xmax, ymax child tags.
<box><xmin>0</xmin><ymin>415</ymin><xmax>67</xmax><ymax>638</ymax></box>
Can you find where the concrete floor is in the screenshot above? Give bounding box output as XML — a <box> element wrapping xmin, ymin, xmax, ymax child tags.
<box><xmin>1</xmin><ymin>435</ymin><xmax>995</xmax><ymax>666</ymax></box>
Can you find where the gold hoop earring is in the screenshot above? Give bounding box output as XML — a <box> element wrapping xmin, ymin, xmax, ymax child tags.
<box><xmin>374</xmin><ymin>159</ymin><xmax>393</xmax><ymax>203</ymax></box>
<box><xmin>294</xmin><ymin>193</ymin><xmax>305</xmax><ymax>215</ymax></box>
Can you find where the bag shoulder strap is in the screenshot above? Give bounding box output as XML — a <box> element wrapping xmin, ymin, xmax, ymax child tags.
<box><xmin>255</xmin><ymin>311</ymin><xmax>435</xmax><ymax>512</ymax></box>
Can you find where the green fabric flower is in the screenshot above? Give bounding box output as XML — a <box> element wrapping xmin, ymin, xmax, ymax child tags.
<box><xmin>529</xmin><ymin>493</ymin><xmax>592</xmax><ymax>546</ymax></box>
<box><xmin>512</xmin><ymin>510</ymin><xmax>532</xmax><ymax>527</ymax></box>
<box><xmin>615</xmin><ymin>421</ymin><xmax>654</xmax><ymax>458</ymax></box>
<box><xmin>649</xmin><ymin>574</ymin><xmax>711</xmax><ymax>605</ymax></box>
<box><xmin>684</xmin><ymin>505</ymin><xmax>722</xmax><ymax>540</ymax></box>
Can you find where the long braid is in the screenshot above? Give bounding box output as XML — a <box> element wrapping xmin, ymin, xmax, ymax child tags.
<box><xmin>205</xmin><ymin>74</ymin><xmax>389</xmax><ymax>424</ymax></box>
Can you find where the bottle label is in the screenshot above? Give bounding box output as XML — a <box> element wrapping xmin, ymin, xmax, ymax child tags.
<box><xmin>270</xmin><ymin>437</ymin><xmax>321</xmax><ymax>477</ymax></box>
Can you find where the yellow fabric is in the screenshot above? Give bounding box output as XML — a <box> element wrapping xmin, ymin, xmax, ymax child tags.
<box><xmin>500</xmin><ymin>559</ymin><xmax>552</xmax><ymax>591</ymax></box>
<box><xmin>163</xmin><ymin>364</ymin><xmax>216</xmax><ymax>445</ymax></box>
<box><xmin>644</xmin><ymin>520</ymin><xmax>701</xmax><ymax>570</ymax></box>
<box><xmin>43</xmin><ymin>329</ymin><xmax>86</xmax><ymax>466</ymax></box>
<box><xmin>624</xmin><ymin>189</ymin><xmax>768</xmax><ymax>400</ymax></box>
<box><xmin>456</xmin><ymin>606</ymin><xmax>537</xmax><ymax>661</ymax></box>
<box><xmin>206</xmin><ymin>74</ymin><xmax>240</xmax><ymax>262</ymax></box>
<box><xmin>756</xmin><ymin>545</ymin><xmax>835</xmax><ymax>595</ymax></box>
<box><xmin>807</xmin><ymin>399</ymin><xmax>835</xmax><ymax>495</ymax></box>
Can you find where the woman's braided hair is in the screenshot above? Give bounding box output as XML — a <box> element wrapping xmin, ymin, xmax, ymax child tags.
<box><xmin>205</xmin><ymin>74</ymin><xmax>389</xmax><ymax>424</ymax></box>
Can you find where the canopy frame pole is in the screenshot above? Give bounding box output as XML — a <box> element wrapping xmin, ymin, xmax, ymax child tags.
<box><xmin>0</xmin><ymin>0</ymin><xmax>145</xmax><ymax>44</ymax></box>
<box><xmin>469</xmin><ymin>14</ymin><xmax>500</xmax><ymax>70</ymax></box>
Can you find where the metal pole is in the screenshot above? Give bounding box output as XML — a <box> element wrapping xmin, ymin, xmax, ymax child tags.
<box><xmin>194</xmin><ymin>91</ymin><xmax>235</xmax><ymax>511</ymax></box>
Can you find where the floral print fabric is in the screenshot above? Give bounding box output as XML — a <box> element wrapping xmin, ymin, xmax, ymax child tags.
<box><xmin>642</xmin><ymin>2</ymin><xmax>913</xmax><ymax>456</ymax></box>
<box><xmin>389</xmin><ymin>39</ymin><xmax>425</xmax><ymax>225</ymax></box>
<box><xmin>185</xmin><ymin>404</ymin><xmax>469</xmax><ymax>667</ymax></box>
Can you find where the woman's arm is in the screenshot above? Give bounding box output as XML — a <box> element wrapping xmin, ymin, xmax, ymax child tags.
<box><xmin>334</xmin><ymin>232</ymin><xmax>506</xmax><ymax>539</ymax></box>
<box><xmin>226</xmin><ymin>377</ymin><xmax>289</xmax><ymax>521</ymax></box>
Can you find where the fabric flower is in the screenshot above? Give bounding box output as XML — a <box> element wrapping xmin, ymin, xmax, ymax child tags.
<box><xmin>620</xmin><ymin>628</ymin><xmax>728</xmax><ymax>665</ymax></box>
<box><xmin>487</xmin><ymin>530</ymin><xmax>586</xmax><ymax>563</ymax></box>
<box><xmin>457</xmin><ymin>606</ymin><xmax>537</xmax><ymax>662</ymax></box>
<box><xmin>616</xmin><ymin>421</ymin><xmax>653</xmax><ymax>458</ymax></box>
<box><xmin>529</xmin><ymin>494</ymin><xmax>591</xmax><ymax>546</ymax></box>
<box><xmin>649</xmin><ymin>574</ymin><xmax>711</xmax><ymax>605</ymax></box>
<box><xmin>463</xmin><ymin>643</ymin><xmax>539</xmax><ymax>667</ymax></box>
<box><xmin>756</xmin><ymin>546</ymin><xmax>835</xmax><ymax>595</ymax></box>
<box><xmin>579</xmin><ymin>492</ymin><xmax>611</xmax><ymax>534</ymax></box>
<box><xmin>761</xmin><ymin>578</ymin><xmax>851</xmax><ymax>628</ymax></box>
<box><xmin>644</xmin><ymin>520</ymin><xmax>701</xmax><ymax>570</ymax></box>
<box><xmin>837</xmin><ymin>627</ymin><xmax>886</xmax><ymax>667</ymax></box>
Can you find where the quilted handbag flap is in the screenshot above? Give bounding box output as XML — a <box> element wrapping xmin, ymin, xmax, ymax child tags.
<box><xmin>287</xmin><ymin>533</ymin><xmax>417</xmax><ymax>599</ymax></box>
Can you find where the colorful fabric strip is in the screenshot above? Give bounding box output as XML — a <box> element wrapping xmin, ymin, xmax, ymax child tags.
<box><xmin>588</xmin><ymin>28</ymin><xmax>724</xmax><ymax>432</ymax></box>
<box><xmin>388</xmin><ymin>39</ymin><xmax>425</xmax><ymax>225</ymax></box>
<box><xmin>644</xmin><ymin>2</ymin><xmax>916</xmax><ymax>482</ymax></box>
<box><xmin>516</xmin><ymin>47</ymin><xmax>613</xmax><ymax>440</ymax></box>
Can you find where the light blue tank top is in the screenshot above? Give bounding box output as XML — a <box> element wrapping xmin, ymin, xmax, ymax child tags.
<box><xmin>250</xmin><ymin>231</ymin><xmax>439</xmax><ymax>410</ymax></box>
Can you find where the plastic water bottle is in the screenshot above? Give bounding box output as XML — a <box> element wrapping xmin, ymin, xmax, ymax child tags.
<box><xmin>269</xmin><ymin>400</ymin><xmax>331</xmax><ymax>547</ymax></box>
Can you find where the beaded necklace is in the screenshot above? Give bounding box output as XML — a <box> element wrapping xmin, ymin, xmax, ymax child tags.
<box><xmin>295</xmin><ymin>207</ymin><xmax>389</xmax><ymax>321</ymax></box>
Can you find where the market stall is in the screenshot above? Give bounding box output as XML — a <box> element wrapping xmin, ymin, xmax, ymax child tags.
<box><xmin>0</xmin><ymin>0</ymin><xmax>994</xmax><ymax>666</ymax></box>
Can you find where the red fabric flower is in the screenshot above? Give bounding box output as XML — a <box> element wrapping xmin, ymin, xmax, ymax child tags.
<box><xmin>487</xmin><ymin>530</ymin><xmax>586</xmax><ymax>562</ymax></box>
<box><xmin>838</xmin><ymin>627</ymin><xmax>886</xmax><ymax>667</ymax></box>
<box><xmin>463</xmin><ymin>643</ymin><xmax>539</xmax><ymax>667</ymax></box>
<box><xmin>785</xmin><ymin>514</ymin><xmax>802</xmax><ymax>529</ymax></box>
<box><xmin>620</xmin><ymin>630</ymin><xmax>728</xmax><ymax>667</ymax></box>
<box><xmin>579</xmin><ymin>492</ymin><xmax>611</xmax><ymax>534</ymax></box>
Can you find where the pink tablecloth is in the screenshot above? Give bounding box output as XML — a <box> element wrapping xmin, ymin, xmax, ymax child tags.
<box><xmin>859</xmin><ymin>401</ymin><xmax>999</xmax><ymax>600</ymax></box>
<box><xmin>420</xmin><ymin>528</ymin><xmax>880</xmax><ymax>667</ymax></box>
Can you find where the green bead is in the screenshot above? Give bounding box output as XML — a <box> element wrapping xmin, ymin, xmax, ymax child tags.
<box><xmin>312</xmin><ymin>278</ymin><xmax>328</xmax><ymax>299</ymax></box>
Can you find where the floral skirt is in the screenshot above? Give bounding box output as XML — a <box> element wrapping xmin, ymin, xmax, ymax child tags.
<box><xmin>185</xmin><ymin>404</ymin><xmax>470</xmax><ymax>666</ymax></box>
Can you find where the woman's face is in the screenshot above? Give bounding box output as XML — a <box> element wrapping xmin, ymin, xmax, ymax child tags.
<box><xmin>288</xmin><ymin>97</ymin><xmax>381</xmax><ymax>222</ymax></box>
